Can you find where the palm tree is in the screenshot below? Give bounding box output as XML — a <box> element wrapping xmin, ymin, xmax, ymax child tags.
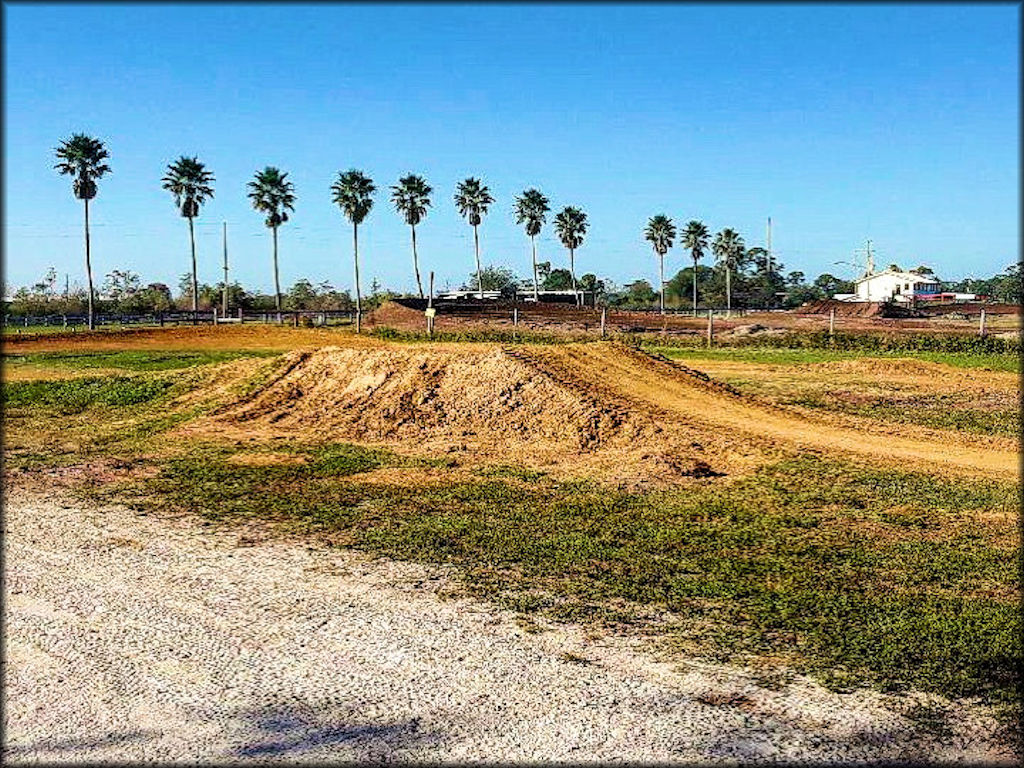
<box><xmin>513</xmin><ymin>189</ymin><xmax>550</xmax><ymax>301</ymax></box>
<box><xmin>390</xmin><ymin>174</ymin><xmax>432</xmax><ymax>299</ymax></box>
<box><xmin>682</xmin><ymin>219</ymin><xmax>710</xmax><ymax>315</ymax></box>
<box><xmin>162</xmin><ymin>156</ymin><xmax>215</xmax><ymax>318</ymax></box>
<box><xmin>553</xmin><ymin>206</ymin><xmax>588</xmax><ymax>306</ymax></box>
<box><xmin>331</xmin><ymin>169</ymin><xmax>376</xmax><ymax>332</ymax></box>
<box><xmin>247</xmin><ymin>167</ymin><xmax>296</xmax><ymax>315</ymax></box>
<box><xmin>54</xmin><ymin>134</ymin><xmax>110</xmax><ymax>330</ymax></box>
<box><xmin>453</xmin><ymin>178</ymin><xmax>494</xmax><ymax>299</ymax></box>
<box><xmin>643</xmin><ymin>215</ymin><xmax>676</xmax><ymax>314</ymax></box>
<box><xmin>712</xmin><ymin>228</ymin><xmax>745</xmax><ymax>317</ymax></box>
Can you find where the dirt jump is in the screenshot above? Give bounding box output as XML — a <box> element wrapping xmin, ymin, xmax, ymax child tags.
<box><xmin>188</xmin><ymin>340</ymin><xmax>1018</xmax><ymax>483</ymax></box>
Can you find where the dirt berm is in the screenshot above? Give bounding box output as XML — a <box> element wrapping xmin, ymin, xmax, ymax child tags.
<box><xmin>191</xmin><ymin>342</ymin><xmax>1018</xmax><ymax>483</ymax></box>
<box><xmin>193</xmin><ymin>344</ymin><xmax>763</xmax><ymax>485</ymax></box>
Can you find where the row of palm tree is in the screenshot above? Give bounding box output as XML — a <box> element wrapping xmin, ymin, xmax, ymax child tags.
<box><xmin>644</xmin><ymin>215</ymin><xmax>765</xmax><ymax>316</ymax></box>
<box><xmin>56</xmin><ymin>133</ymin><xmax>750</xmax><ymax>329</ymax></box>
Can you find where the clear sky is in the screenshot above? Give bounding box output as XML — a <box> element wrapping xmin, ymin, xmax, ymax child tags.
<box><xmin>4</xmin><ymin>2</ymin><xmax>1019</xmax><ymax>296</ymax></box>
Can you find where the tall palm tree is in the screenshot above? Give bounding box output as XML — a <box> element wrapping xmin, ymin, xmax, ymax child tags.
<box><xmin>643</xmin><ymin>214</ymin><xmax>676</xmax><ymax>314</ymax></box>
<box><xmin>390</xmin><ymin>174</ymin><xmax>432</xmax><ymax>299</ymax></box>
<box><xmin>453</xmin><ymin>178</ymin><xmax>494</xmax><ymax>299</ymax></box>
<box><xmin>54</xmin><ymin>134</ymin><xmax>110</xmax><ymax>330</ymax></box>
<box><xmin>554</xmin><ymin>206</ymin><xmax>588</xmax><ymax>305</ymax></box>
<box><xmin>247</xmin><ymin>167</ymin><xmax>296</xmax><ymax>315</ymax></box>
<box><xmin>682</xmin><ymin>219</ymin><xmax>710</xmax><ymax>315</ymax></box>
<box><xmin>332</xmin><ymin>169</ymin><xmax>376</xmax><ymax>332</ymax></box>
<box><xmin>513</xmin><ymin>189</ymin><xmax>550</xmax><ymax>301</ymax></box>
<box><xmin>162</xmin><ymin>156</ymin><xmax>215</xmax><ymax>317</ymax></box>
<box><xmin>712</xmin><ymin>228</ymin><xmax>745</xmax><ymax>317</ymax></box>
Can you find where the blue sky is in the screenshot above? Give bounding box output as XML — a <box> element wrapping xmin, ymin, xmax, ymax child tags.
<box><xmin>4</xmin><ymin>3</ymin><xmax>1019</xmax><ymax>296</ymax></box>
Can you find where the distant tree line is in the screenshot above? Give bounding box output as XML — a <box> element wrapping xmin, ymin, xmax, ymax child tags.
<box><xmin>6</xmin><ymin>261</ymin><xmax>1019</xmax><ymax>318</ymax></box>
<box><xmin>37</xmin><ymin>132</ymin><xmax>1021</xmax><ymax>327</ymax></box>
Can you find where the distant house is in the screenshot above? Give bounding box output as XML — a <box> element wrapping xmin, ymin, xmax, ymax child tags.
<box><xmin>852</xmin><ymin>269</ymin><xmax>942</xmax><ymax>303</ymax></box>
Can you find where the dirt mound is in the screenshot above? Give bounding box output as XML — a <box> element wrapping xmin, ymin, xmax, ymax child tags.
<box><xmin>720</xmin><ymin>323</ymin><xmax>788</xmax><ymax>338</ymax></box>
<box><xmin>364</xmin><ymin>300</ymin><xmax>426</xmax><ymax>329</ymax></box>
<box><xmin>798</xmin><ymin>300</ymin><xmax>888</xmax><ymax>317</ymax></box>
<box><xmin>190</xmin><ymin>345</ymin><xmax>721</xmax><ymax>485</ymax></box>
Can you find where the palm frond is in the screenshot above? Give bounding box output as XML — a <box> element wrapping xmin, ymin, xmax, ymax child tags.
<box><xmin>54</xmin><ymin>133</ymin><xmax>110</xmax><ymax>200</ymax></box>
<box><xmin>682</xmin><ymin>219</ymin><xmax>710</xmax><ymax>261</ymax></box>
<box><xmin>391</xmin><ymin>173</ymin><xmax>432</xmax><ymax>226</ymax></box>
<box><xmin>331</xmin><ymin>169</ymin><xmax>376</xmax><ymax>225</ymax></box>
<box><xmin>514</xmin><ymin>188</ymin><xmax>549</xmax><ymax>237</ymax></box>
<box><xmin>248</xmin><ymin>167</ymin><xmax>296</xmax><ymax>228</ymax></box>
<box><xmin>644</xmin><ymin>214</ymin><xmax>676</xmax><ymax>256</ymax></box>
<box><xmin>554</xmin><ymin>206</ymin><xmax>588</xmax><ymax>250</ymax></box>
<box><xmin>454</xmin><ymin>177</ymin><xmax>494</xmax><ymax>226</ymax></box>
<box><xmin>162</xmin><ymin>156</ymin><xmax>215</xmax><ymax>218</ymax></box>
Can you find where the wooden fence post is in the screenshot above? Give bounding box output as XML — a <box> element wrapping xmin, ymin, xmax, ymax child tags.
<box><xmin>829</xmin><ymin>308</ymin><xmax>836</xmax><ymax>337</ymax></box>
<box><xmin>707</xmin><ymin>309</ymin><xmax>713</xmax><ymax>347</ymax></box>
<box><xmin>600</xmin><ymin>307</ymin><xmax>607</xmax><ymax>338</ymax></box>
<box><xmin>979</xmin><ymin>309</ymin><xmax>987</xmax><ymax>337</ymax></box>
<box><xmin>513</xmin><ymin>307</ymin><xmax>519</xmax><ymax>327</ymax></box>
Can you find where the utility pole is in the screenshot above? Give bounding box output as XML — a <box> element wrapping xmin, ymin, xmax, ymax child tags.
<box><xmin>222</xmin><ymin>221</ymin><xmax>229</xmax><ymax>317</ymax></box>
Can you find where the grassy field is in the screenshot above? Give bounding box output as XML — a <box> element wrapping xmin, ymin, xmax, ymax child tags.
<box><xmin>2</xmin><ymin>328</ymin><xmax>1019</xmax><ymax>722</ymax></box>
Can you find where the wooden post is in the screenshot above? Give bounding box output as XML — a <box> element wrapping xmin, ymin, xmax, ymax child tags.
<box><xmin>707</xmin><ymin>308</ymin><xmax>714</xmax><ymax>346</ymax></box>
<box><xmin>513</xmin><ymin>307</ymin><xmax>519</xmax><ymax>327</ymax></box>
<box><xmin>979</xmin><ymin>309</ymin><xmax>987</xmax><ymax>337</ymax></box>
<box><xmin>829</xmin><ymin>308</ymin><xmax>836</xmax><ymax>337</ymax></box>
<box><xmin>238</xmin><ymin>307</ymin><xmax>243</xmax><ymax>323</ymax></box>
<box><xmin>600</xmin><ymin>307</ymin><xmax>606</xmax><ymax>338</ymax></box>
<box><xmin>212</xmin><ymin>307</ymin><xmax>218</xmax><ymax>325</ymax></box>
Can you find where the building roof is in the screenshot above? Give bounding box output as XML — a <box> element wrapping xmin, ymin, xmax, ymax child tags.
<box><xmin>854</xmin><ymin>269</ymin><xmax>941</xmax><ymax>285</ymax></box>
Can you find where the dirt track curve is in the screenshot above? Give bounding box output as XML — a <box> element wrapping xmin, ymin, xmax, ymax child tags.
<box><xmin>510</xmin><ymin>344</ymin><xmax>1019</xmax><ymax>481</ymax></box>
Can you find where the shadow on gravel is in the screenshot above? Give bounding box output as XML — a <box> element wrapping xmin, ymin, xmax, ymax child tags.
<box><xmin>3</xmin><ymin>729</ymin><xmax>152</xmax><ymax>758</ymax></box>
<box><xmin>226</xmin><ymin>702</ymin><xmax>450</xmax><ymax>760</ymax></box>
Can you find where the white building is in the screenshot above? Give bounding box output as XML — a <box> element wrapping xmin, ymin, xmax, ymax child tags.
<box><xmin>852</xmin><ymin>269</ymin><xmax>942</xmax><ymax>303</ymax></box>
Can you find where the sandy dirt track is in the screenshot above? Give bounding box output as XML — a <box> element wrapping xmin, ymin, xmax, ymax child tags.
<box><xmin>516</xmin><ymin>344</ymin><xmax>1020</xmax><ymax>480</ymax></box>
<box><xmin>3</xmin><ymin>490</ymin><xmax>1013</xmax><ymax>763</ymax></box>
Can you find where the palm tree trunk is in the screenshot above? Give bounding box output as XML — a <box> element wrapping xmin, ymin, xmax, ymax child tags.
<box><xmin>353</xmin><ymin>222</ymin><xmax>362</xmax><ymax>333</ymax></box>
<box><xmin>83</xmin><ymin>198</ymin><xmax>94</xmax><ymax>330</ymax></box>
<box><xmin>474</xmin><ymin>224</ymin><xmax>483</xmax><ymax>300</ymax></box>
<box><xmin>272</xmin><ymin>225</ymin><xmax>282</xmax><ymax>314</ymax></box>
<box><xmin>411</xmin><ymin>224</ymin><xmax>424</xmax><ymax>299</ymax></box>
<box><xmin>726</xmin><ymin>266</ymin><xmax>732</xmax><ymax>318</ymax></box>
<box><xmin>531</xmin><ymin>235</ymin><xmax>539</xmax><ymax>301</ymax></box>
<box><xmin>692</xmin><ymin>256</ymin><xmax>698</xmax><ymax>316</ymax></box>
<box><xmin>189</xmin><ymin>216</ymin><xmax>199</xmax><ymax>323</ymax></box>
<box><xmin>569</xmin><ymin>248</ymin><xmax>577</xmax><ymax>305</ymax></box>
<box><xmin>659</xmin><ymin>252</ymin><xmax>665</xmax><ymax>315</ymax></box>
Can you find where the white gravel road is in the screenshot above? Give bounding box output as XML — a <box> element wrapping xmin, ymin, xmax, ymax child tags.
<box><xmin>3</xmin><ymin>488</ymin><xmax>1014</xmax><ymax>763</ymax></box>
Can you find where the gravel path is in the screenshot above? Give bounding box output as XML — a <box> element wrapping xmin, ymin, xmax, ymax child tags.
<box><xmin>3</xmin><ymin>489</ymin><xmax>1013</xmax><ymax>763</ymax></box>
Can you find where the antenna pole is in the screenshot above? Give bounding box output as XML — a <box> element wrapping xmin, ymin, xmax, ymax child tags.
<box><xmin>222</xmin><ymin>221</ymin><xmax>229</xmax><ymax>316</ymax></box>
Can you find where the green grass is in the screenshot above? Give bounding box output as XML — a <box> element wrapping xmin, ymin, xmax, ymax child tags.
<box><xmin>645</xmin><ymin>329</ymin><xmax>1020</xmax><ymax>355</ymax></box>
<box><xmin>1</xmin><ymin>374</ymin><xmax>179</xmax><ymax>413</ymax></box>
<box><xmin>95</xmin><ymin>445</ymin><xmax>1019</xmax><ymax>706</ymax></box>
<box><xmin>651</xmin><ymin>345</ymin><xmax>1021</xmax><ymax>372</ymax></box>
<box><xmin>790</xmin><ymin>393</ymin><xmax>1021</xmax><ymax>439</ymax></box>
<box><xmin>3</xmin><ymin>349</ymin><xmax>276</xmax><ymax>372</ymax></box>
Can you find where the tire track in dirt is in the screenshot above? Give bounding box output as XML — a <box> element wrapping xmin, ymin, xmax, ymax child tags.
<box><xmin>514</xmin><ymin>343</ymin><xmax>1019</xmax><ymax>480</ymax></box>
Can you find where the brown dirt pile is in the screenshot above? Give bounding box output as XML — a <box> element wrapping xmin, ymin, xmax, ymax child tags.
<box><xmin>189</xmin><ymin>345</ymin><xmax>728</xmax><ymax>486</ymax></box>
